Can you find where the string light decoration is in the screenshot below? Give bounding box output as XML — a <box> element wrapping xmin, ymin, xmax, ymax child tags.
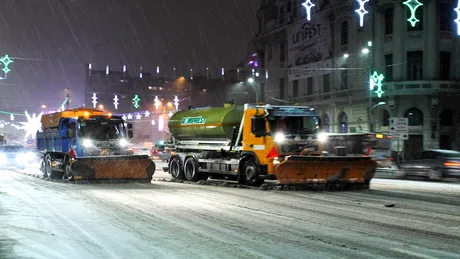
<box><xmin>173</xmin><ymin>96</ymin><xmax>179</xmax><ymax>110</ymax></box>
<box><xmin>403</xmin><ymin>0</ymin><xmax>423</xmax><ymax>27</ymax></box>
<box><xmin>113</xmin><ymin>95</ymin><xmax>119</xmax><ymax>110</ymax></box>
<box><xmin>127</xmin><ymin>114</ymin><xmax>133</xmax><ymax>120</ymax></box>
<box><xmin>20</xmin><ymin>111</ymin><xmax>43</xmax><ymax>139</ymax></box>
<box><xmin>154</xmin><ymin>96</ymin><xmax>161</xmax><ymax>110</ymax></box>
<box><xmin>455</xmin><ymin>1</ymin><xmax>460</xmax><ymax>35</ymax></box>
<box><xmin>0</xmin><ymin>54</ymin><xmax>14</xmax><ymax>75</ymax></box>
<box><xmin>144</xmin><ymin>110</ymin><xmax>150</xmax><ymax>117</ymax></box>
<box><xmin>302</xmin><ymin>0</ymin><xmax>315</xmax><ymax>21</ymax></box>
<box><xmin>92</xmin><ymin>93</ymin><xmax>98</xmax><ymax>108</ymax></box>
<box><xmin>369</xmin><ymin>71</ymin><xmax>385</xmax><ymax>98</ymax></box>
<box><xmin>355</xmin><ymin>0</ymin><xmax>369</xmax><ymax>27</ymax></box>
<box><xmin>135</xmin><ymin>113</ymin><xmax>142</xmax><ymax>120</ymax></box>
<box><xmin>132</xmin><ymin>95</ymin><xmax>141</xmax><ymax>108</ymax></box>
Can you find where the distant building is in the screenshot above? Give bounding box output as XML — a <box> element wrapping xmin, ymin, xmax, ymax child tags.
<box><xmin>254</xmin><ymin>0</ymin><xmax>460</xmax><ymax>157</ymax></box>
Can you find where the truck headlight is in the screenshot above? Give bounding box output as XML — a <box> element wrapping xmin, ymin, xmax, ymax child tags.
<box><xmin>119</xmin><ymin>138</ymin><xmax>128</xmax><ymax>147</ymax></box>
<box><xmin>317</xmin><ymin>133</ymin><xmax>328</xmax><ymax>142</ymax></box>
<box><xmin>82</xmin><ymin>139</ymin><xmax>93</xmax><ymax>148</ymax></box>
<box><xmin>274</xmin><ymin>132</ymin><xmax>285</xmax><ymax>143</ymax></box>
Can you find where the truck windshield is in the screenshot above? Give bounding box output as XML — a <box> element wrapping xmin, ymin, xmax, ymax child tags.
<box><xmin>79</xmin><ymin>119</ymin><xmax>126</xmax><ymax>140</ymax></box>
<box><xmin>269</xmin><ymin>116</ymin><xmax>319</xmax><ymax>135</ymax></box>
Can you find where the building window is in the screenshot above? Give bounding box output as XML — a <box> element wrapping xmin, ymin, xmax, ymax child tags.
<box><xmin>384</xmin><ymin>8</ymin><xmax>394</xmax><ymax>34</ymax></box>
<box><xmin>340</xmin><ymin>65</ymin><xmax>348</xmax><ymax>89</ymax></box>
<box><xmin>407</xmin><ymin>5</ymin><xmax>423</xmax><ymax>31</ymax></box>
<box><xmin>279</xmin><ymin>7</ymin><xmax>285</xmax><ymax>25</ymax></box>
<box><xmin>307</xmin><ymin>77</ymin><xmax>313</xmax><ymax>95</ymax></box>
<box><xmin>293</xmin><ymin>80</ymin><xmax>299</xmax><ymax>97</ymax></box>
<box><xmin>322</xmin><ymin>114</ymin><xmax>330</xmax><ymax>132</ymax></box>
<box><xmin>323</xmin><ymin>74</ymin><xmax>330</xmax><ymax>92</ymax></box>
<box><xmin>440</xmin><ymin>3</ymin><xmax>453</xmax><ymax>32</ymax></box>
<box><xmin>341</xmin><ymin>21</ymin><xmax>348</xmax><ymax>46</ymax></box>
<box><xmin>440</xmin><ymin>51</ymin><xmax>451</xmax><ymax>80</ymax></box>
<box><xmin>405</xmin><ymin>108</ymin><xmax>423</xmax><ymax>126</ymax></box>
<box><xmin>407</xmin><ymin>51</ymin><xmax>423</xmax><ymax>80</ymax></box>
<box><xmin>382</xmin><ymin>110</ymin><xmax>390</xmax><ymax>126</ymax></box>
<box><xmin>440</xmin><ymin>109</ymin><xmax>452</xmax><ymax>126</ymax></box>
<box><xmin>280</xmin><ymin>43</ymin><xmax>285</xmax><ymax>63</ymax></box>
<box><xmin>339</xmin><ymin>112</ymin><xmax>348</xmax><ymax>133</ymax></box>
<box><xmin>279</xmin><ymin>78</ymin><xmax>285</xmax><ymax>99</ymax></box>
<box><xmin>385</xmin><ymin>54</ymin><xmax>393</xmax><ymax>81</ymax></box>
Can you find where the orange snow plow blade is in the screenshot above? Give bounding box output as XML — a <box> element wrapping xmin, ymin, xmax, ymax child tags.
<box><xmin>274</xmin><ymin>155</ymin><xmax>376</xmax><ymax>185</ymax></box>
<box><xmin>71</xmin><ymin>155</ymin><xmax>155</xmax><ymax>181</ymax></box>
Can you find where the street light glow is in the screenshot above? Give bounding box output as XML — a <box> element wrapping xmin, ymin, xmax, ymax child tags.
<box><xmin>367</xmin><ymin>41</ymin><xmax>372</xmax><ymax>47</ymax></box>
<box><xmin>247</xmin><ymin>78</ymin><xmax>255</xmax><ymax>83</ymax></box>
<box><xmin>343</xmin><ymin>53</ymin><xmax>349</xmax><ymax>58</ymax></box>
<box><xmin>362</xmin><ymin>48</ymin><xmax>370</xmax><ymax>54</ymax></box>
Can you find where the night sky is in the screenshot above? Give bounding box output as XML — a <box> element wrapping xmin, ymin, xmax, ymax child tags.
<box><xmin>0</xmin><ymin>0</ymin><xmax>259</xmax><ymax>113</ymax></box>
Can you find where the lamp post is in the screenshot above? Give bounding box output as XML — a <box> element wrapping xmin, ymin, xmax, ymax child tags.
<box><xmin>247</xmin><ymin>77</ymin><xmax>258</xmax><ymax>104</ymax></box>
<box><xmin>370</xmin><ymin>101</ymin><xmax>386</xmax><ymax>132</ymax></box>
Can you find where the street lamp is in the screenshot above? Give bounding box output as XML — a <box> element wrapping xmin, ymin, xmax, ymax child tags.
<box><xmin>247</xmin><ymin>77</ymin><xmax>254</xmax><ymax>83</ymax></box>
<box><xmin>362</xmin><ymin>48</ymin><xmax>370</xmax><ymax>54</ymax></box>
<box><xmin>370</xmin><ymin>102</ymin><xmax>386</xmax><ymax>132</ymax></box>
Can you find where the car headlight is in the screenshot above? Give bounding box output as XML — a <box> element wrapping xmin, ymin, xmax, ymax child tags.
<box><xmin>317</xmin><ymin>133</ymin><xmax>328</xmax><ymax>142</ymax></box>
<box><xmin>82</xmin><ymin>139</ymin><xmax>93</xmax><ymax>148</ymax></box>
<box><xmin>119</xmin><ymin>138</ymin><xmax>128</xmax><ymax>147</ymax></box>
<box><xmin>274</xmin><ymin>132</ymin><xmax>285</xmax><ymax>143</ymax></box>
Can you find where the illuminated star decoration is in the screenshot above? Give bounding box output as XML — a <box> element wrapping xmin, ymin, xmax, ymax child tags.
<box><xmin>355</xmin><ymin>0</ymin><xmax>369</xmax><ymax>27</ymax></box>
<box><xmin>132</xmin><ymin>94</ymin><xmax>141</xmax><ymax>109</ymax></box>
<box><xmin>127</xmin><ymin>114</ymin><xmax>133</xmax><ymax>120</ymax></box>
<box><xmin>168</xmin><ymin>111</ymin><xmax>173</xmax><ymax>117</ymax></box>
<box><xmin>92</xmin><ymin>93</ymin><xmax>98</xmax><ymax>108</ymax></box>
<box><xmin>369</xmin><ymin>71</ymin><xmax>385</xmax><ymax>98</ymax></box>
<box><xmin>173</xmin><ymin>96</ymin><xmax>179</xmax><ymax>110</ymax></box>
<box><xmin>302</xmin><ymin>0</ymin><xmax>315</xmax><ymax>21</ymax></box>
<box><xmin>403</xmin><ymin>0</ymin><xmax>423</xmax><ymax>27</ymax></box>
<box><xmin>136</xmin><ymin>113</ymin><xmax>142</xmax><ymax>120</ymax></box>
<box><xmin>10</xmin><ymin>114</ymin><xmax>14</xmax><ymax>121</ymax></box>
<box><xmin>154</xmin><ymin>96</ymin><xmax>161</xmax><ymax>110</ymax></box>
<box><xmin>20</xmin><ymin>111</ymin><xmax>43</xmax><ymax>139</ymax></box>
<box><xmin>144</xmin><ymin>110</ymin><xmax>150</xmax><ymax>117</ymax></box>
<box><xmin>113</xmin><ymin>95</ymin><xmax>119</xmax><ymax>109</ymax></box>
<box><xmin>455</xmin><ymin>1</ymin><xmax>460</xmax><ymax>35</ymax></box>
<box><xmin>122</xmin><ymin>115</ymin><xmax>127</xmax><ymax>121</ymax></box>
<box><xmin>0</xmin><ymin>54</ymin><xmax>14</xmax><ymax>75</ymax></box>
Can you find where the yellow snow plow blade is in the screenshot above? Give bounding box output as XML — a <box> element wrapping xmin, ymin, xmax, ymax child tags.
<box><xmin>71</xmin><ymin>155</ymin><xmax>155</xmax><ymax>181</ymax></box>
<box><xmin>274</xmin><ymin>155</ymin><xmax>376</xmax><ymax>185</ymax></box>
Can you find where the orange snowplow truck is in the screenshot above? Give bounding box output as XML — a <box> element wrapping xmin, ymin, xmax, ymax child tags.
<box><xmin>166</xmin><ymin>103</ymin><xmax>376</xmax><ymax>187</ymax></box>
<box><xmin>37</xmin><ymin>108</ymin><xmax>155</xmax><ymax>181</ymax></box>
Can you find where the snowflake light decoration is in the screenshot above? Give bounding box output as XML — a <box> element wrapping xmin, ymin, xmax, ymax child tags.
<box><xmin>302</xmin><ymin>0</ymin><xmax>315</xmax><ymax>21</ymax></box>
<box><xmin>92</xmin><ymin>93</ymin><xmax>98</xmax><ymax>108</ymax></box>
<box><xmin>135</xmin><ymin>113</ymin><xmax>142</xmax><ymax>120</ymax></box>
<box><xmin>144</xmin><ymin>111</ymin><xmax>150</xmax><ymax>117</ymax></box>
<box><xmin>127</xmin><ymin>114</ymin><xmax>133</xmax><ymax>120</ymax></box>
<box><xmin>132</xmin><ymin>95</ymin><xmax>141</xmax><ymax>109</ymax></box>
<box><xmin>122</xmin><ymin>115</ymin><xmax>127</xmax><ymax>121</ymax></box>
<box><xmin>403</xmin><ymin>0</ymin><xmax>423</xmax><ymax>27</ymax></box>
<box><xmin>455</xmin><ymin>1</ymin><xmax>460</xmax><ymax>35</ymax></box>
<box><xmin>0</xmin><ymin>54</ymin><xmax>14</xmax><ymax>75</ymax></box>
<box><xmin>370</xmin><ymin>71</ymin><xmax>385</xmax><ymax>98</ymax></box>
<box><xmin>173</xmin><ymin>96</ymin><xmax>179</xmax><ymax>110</ymax></box>
<box><xmin>113</xmin><ymin>95</ymin><xmax>119</xmax><ymax>110</ymax></box>
<box><xmin>20</xmin><ymin>111</ymin><xmax>43</xmax><ymax>139</ymax></box>
<box><xmin>355</xmin><ymin>0</ymin><xmax>369</xmax><ymax>27</ymax></box>
<box><xmin>154</xmin><ymin>96</ymin><xmax>161</xmax><ymax>110</ymax></box>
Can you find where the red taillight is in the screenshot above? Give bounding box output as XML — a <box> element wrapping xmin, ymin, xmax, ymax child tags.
<box><xmin>444</xmin><ymin>161</ymin><xmax>460</xmax><ymax>167</ymax></box>
<box><xmin>266</xmin><ymin>147</ymin><xmax>279</xmax><ymax>158</ymax></box>
<box><xmin>390</xmin><ymin>157</ymin><xmax>395</xmax><ymax>161</ymax></box>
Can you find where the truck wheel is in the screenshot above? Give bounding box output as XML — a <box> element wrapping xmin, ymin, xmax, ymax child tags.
<box><xmin>239</xmin><ymin>159</ymin><xmax>264</xmax><ymax>187</ymax></box>
<box><xmin>184</xmin><ymin>157</ymin><xmax>201</xmax><ymax>182</ymax></box>
<box><xmin>62</xmin><ymin>161</ymin><xmax>74</xmax><ymax>181</ymax></box>
<box><xmin>44</xmin><ymin>156</ymin><xmax>56</xmax><ymax>179</ymax></box>
<box><xmin>169</xmin><ymin>157</ymin><xmax>185</xmax><ymax>180</ymax></box>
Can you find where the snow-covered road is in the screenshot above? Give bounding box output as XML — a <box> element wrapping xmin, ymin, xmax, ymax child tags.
<box><xmin>1</xmin><ymin>169</ymin><xmax>459</xmax><ymax>259</ymax></box>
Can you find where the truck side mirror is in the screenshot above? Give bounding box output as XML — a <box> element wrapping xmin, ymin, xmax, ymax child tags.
<box><xmin>128</xmin><ymin>130</ymin><xmax>134</xmax><ymax>139</ymax></box>
<box><xmin>251</xmin><ymin>116</ymin><xmax>266</xmax><ymax>138</ymax></box>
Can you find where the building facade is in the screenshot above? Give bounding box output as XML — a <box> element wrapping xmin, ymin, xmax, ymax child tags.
<box><xmin>254</xmin><ymin>0</ymin><xmax>460</xmax><ymax>158</ymax></box>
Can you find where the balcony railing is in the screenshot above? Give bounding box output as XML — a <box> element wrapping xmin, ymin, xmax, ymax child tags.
<box><xmin>384</xmin><ymin>81</ymin><xmax>460</xmax><ymax>96</ymax></box>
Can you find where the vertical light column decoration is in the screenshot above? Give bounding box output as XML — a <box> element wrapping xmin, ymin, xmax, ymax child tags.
<box><xmin>132</xmin><ymin>95</ymin><xmax>141</xmax><ymax>109</ymax></box>
<box><xmin>302</xmin><ymin>0</ymin><xmax>315</xmax><ymax>21</ymax></box>
<box><xmin>370</xmin><ymin>71</ymin><xmax>385</xmax><ymax>98</ymax></box>
<box><xmin>10</xmin><ymin>114</ymin><xmax>14</xmax><ymax>121</ymax></box>
<box><xmin>173</xmin><ymin>96</ymin><xmax>179</xmax><ymax>110</ymax></box>
<box><xmin>113</xmin><ymin>95</ymin><xmax>119</xmax><ymax>110</ymax></box>
<box><xmin>91</xmin><ymin>93</ymin><xmax>98</xmax><ymax>108</ymax></box>
<box><xmin>154</xmin><ymin>96</ymin><xmax>161</xmax><ymax>110</ymax></box>
<box><xmin>355</xmin><ymin>0</ymin><xmax>369</xmax><ymax>27</ymax></box>
<box><xmin>403</xmin><ymin>0</ymin><xmax>423</xmax><ymax>27</ymax></box>
<box><xmin>455</xmin><ymin>1</ymin><xmax>460</xmax><ymax>35</ymax></box>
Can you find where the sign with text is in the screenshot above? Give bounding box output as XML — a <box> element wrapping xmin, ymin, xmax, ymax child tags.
<box><xmin>389</xmin><ymin>117</ymin><xmax>409</xmax><ymax>140</ymax></box>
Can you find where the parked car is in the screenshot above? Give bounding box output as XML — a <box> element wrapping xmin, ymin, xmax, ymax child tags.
<box><xmin>151</xmin><ymin>143</ymin><xmax>171</xmax><ymax>162</ymax></box>
<box><xmin>397</xmin><ymin>149</ymin><xmax>460</xmax><ymax>180</ymax></box>
<box><xmin>0</xmin><ymin>144</ymin><xmax>37</xmax><ymax>170</ymax></box>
